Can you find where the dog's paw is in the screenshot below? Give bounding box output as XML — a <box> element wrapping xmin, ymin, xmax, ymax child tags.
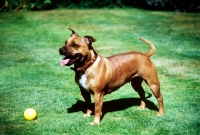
<box><xmin>157</xmin><ymin>112</ymin><xmax>164</xmax><ymax>116</ymax></box>
<box><xmin>83</xmin><ymin>114</ymin><xmax>91</xmax><ymax>117</ymax></box>
<box><xmin>83</xmin><ymin>110</ymin><xmax>92</xmax><ymax>117</ymax></box>
<box><xmin>89</xmin><ymin>122</ymin><xmax>99</xmax><ymax>125</ymax></box>
<box><xmin>137</xmin><ymin>106</ymin><xmax>145</xmax><ymax>110</ymax></box>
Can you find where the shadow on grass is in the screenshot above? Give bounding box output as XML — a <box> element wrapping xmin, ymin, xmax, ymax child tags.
<box><xmin>67</xmin><ymin>96</ymin><xmax>158</xmax><ymax>117</ymax></box>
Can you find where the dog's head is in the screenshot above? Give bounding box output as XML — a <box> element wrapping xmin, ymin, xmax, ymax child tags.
<box><xmin>59</xmin><ymin>28</ymin><xmax>96</xmax><ymax>66</ymax></box>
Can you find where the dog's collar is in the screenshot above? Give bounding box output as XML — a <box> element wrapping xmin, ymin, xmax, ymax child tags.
<box><xmin>71</xmin><ymin>54</ymin><xmax>98</xmax><ymax>72</ymax></box>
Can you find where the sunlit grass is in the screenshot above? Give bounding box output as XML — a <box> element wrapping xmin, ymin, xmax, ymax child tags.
<box><xmin>0</xmin><ymin>9</ymin><xmax>200</xmax><ymax>134</ymax></box>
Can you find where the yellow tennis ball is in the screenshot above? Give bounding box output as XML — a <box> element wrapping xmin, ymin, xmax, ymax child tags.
<box><xmin>24</xmin><ymin>108</ymin><xmax>37</xmax><ymax>120</ymax></box>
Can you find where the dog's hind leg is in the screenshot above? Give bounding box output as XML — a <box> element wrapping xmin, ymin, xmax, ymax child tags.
<box><xmin>131</xmin><ymin>77</ymin><xmax>146</xmax><ymax>110</ymax></box>
<box><xmin>145</xmin><ymin>77</ymin><xmax>164</xmax><ymax>116</ymax></box>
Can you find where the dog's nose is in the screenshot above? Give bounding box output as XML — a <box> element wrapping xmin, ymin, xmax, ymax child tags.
<box><xmin>59</xmin><ymin>47</ymin><xmax>66</xmax><ymax>55</ymax></box>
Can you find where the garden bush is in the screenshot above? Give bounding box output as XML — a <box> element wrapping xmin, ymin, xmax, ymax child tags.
<box><xmin>0</xmin><ymin>0</ymin><xmax>199</xmax><ymax>12</ymax></box>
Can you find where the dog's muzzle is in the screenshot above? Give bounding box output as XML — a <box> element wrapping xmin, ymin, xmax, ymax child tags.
<box><xmin>59</xmin><ymin>47</ymin><xmax>66</xmax><ymax>55</ymax></box>
<box><xmin>59</xmin><ymin>47</ymin><xmax>83</xmax><ymax>66</ymax></box>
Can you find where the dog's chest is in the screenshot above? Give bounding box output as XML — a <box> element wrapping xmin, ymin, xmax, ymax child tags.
<box><xmin>78</xmin><ymin>73</ymin><xmax>90</xmax><ymax>92</ymax></box>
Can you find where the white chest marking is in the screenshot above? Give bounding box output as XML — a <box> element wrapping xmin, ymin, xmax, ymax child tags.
<box><xmin>78</xmin><ymin>74</ymin><xmax>89</xmax><ymax>91</ymax></box>
<box><xmin>78</xmin><ymin>56</ymin><xmax>100</xmax><ymax>92</ymax></box>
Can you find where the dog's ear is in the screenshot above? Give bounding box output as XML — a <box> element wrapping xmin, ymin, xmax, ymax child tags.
<box><xmin>68</xmin><ymin>28</ymin><xmax>78</xmax><ymax>36</ymax></box>
<box><xmin>84</xmin><ymin>35</ymin><xmax>96</xmax><ymax>45</ymax></box>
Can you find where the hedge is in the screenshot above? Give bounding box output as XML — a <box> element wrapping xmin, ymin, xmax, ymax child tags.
<box><xmin>0</xmin><ymin>0</ymin><xmax>200</xmax><ymax>12</ymax></box>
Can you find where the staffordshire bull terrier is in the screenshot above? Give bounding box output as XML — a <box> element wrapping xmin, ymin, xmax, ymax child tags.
<box><xmin>59</xmin><ymin>28</ymin><xmax>164</xmax><ymax>125</ymax></box>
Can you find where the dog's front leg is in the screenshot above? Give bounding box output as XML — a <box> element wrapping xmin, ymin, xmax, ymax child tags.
<box><xmin>80</xmin><ymin>88</ymin><xmax>92</xmax><ymax>117</ymax></box>
<box><xmin>90</xmin><ymin>92</ymin><xmax>104</xmax><ymax>125</ymax></box>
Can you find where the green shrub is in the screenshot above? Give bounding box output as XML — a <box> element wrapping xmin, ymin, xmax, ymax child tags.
<box><xmin>0</xmin><ymin>0</ymin><xmax>200</xmax><ymax>12</ymax></box>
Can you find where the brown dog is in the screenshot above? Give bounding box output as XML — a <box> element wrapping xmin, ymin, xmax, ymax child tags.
<box><xmin>59</xmin><ymin>28</ymin><xmax>164</xmax><ymax>125</ymax></box>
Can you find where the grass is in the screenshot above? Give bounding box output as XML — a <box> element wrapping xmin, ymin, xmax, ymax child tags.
<box><xmin>0</xmin><ymin>8</ymin><xmax>200</xmax><ymax>134</ymax></box>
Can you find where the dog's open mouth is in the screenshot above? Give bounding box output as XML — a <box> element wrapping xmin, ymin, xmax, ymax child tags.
<box><xmin>60</xmin><ymin>54</ymin><xmax>82</xmax><ymax>66</ymax></box>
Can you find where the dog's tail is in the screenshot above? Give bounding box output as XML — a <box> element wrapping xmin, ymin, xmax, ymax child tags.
<box><xmin>139</xmin><ymin>38</ymin><xmax>156</xmax><ymax>57</ymax></box>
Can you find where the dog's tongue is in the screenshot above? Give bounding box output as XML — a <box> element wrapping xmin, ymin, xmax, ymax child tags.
<box><xmin>60</xmin><ymin>59</ymin><xmax>70</xmax><ymax>66</ymax></box>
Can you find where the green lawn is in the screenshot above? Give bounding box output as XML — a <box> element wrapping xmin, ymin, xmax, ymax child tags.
<box><xmin>0</xmin><ymin>9</ymin><xmax>200</xmax><ymax>134</ymax></box>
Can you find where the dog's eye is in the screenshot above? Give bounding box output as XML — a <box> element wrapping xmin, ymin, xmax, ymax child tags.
<box><xmin>72</xmin><ymin>44</ymin><xmax>79</xmax><ymax>48</ymax></box>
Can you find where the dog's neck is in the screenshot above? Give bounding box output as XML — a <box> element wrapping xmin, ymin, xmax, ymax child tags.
<box><xmin>71</xmin><ymin>49</ymin><xmax>98</xmax><ymax>72</ymax></box>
